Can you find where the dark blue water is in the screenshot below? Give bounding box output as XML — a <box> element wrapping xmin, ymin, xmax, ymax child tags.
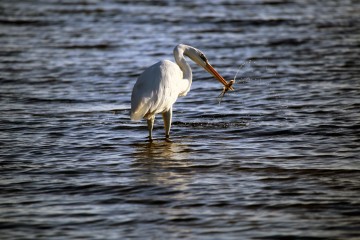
<box><xmin>1</xmin><ymin>0</ymin><xmax>359</xmax><ymax>239</ymax></box>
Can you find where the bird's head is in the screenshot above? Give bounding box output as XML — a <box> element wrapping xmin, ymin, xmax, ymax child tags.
<box><xmin>180</xmin><ymin>44</ymin><xmax>234</xmax><ymax>91</ymax></box>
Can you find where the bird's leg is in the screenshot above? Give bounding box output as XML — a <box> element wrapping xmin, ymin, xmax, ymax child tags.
<box><xmin>147</xmin><ymin>116</ymin><xmax>155</xmax><ymax>142</ymax></box>
<box><xmin>162</xmin><ymin>107</ymin><xmax>172</xmax><ymax>142</ymax></box>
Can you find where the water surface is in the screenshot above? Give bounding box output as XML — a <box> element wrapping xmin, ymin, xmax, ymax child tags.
<box><xmin>0</xmin><ymin>0</ymin><xmax>359</xmax><ymax>239</ymax></box>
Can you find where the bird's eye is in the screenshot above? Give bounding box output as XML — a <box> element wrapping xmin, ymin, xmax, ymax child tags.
<box><xmin>199</xmin><ymin>53</ymin><xmax>207</xmax><ymax>62</ymax></box>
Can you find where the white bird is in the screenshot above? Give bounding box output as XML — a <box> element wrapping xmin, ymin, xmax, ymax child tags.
<box><xmin>130</xmin><ymin>44</ymin><xmax>233</xmax><ymax>142</ymax></box>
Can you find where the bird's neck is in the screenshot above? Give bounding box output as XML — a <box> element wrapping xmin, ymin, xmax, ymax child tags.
<box><xmin>174</xmin><ymin>45</ymin><xmax>192</xmax><ymax>95</ymax></box>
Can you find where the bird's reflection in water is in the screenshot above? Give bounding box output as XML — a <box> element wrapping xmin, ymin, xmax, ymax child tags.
<box><xmin>131</xmin><ymin>140</ymin><xmax>192</xmax><ymax>191</ymax></box>
<box><xmin>130</xmin><ymin>140</ymin><xmax>197</xmax><ymax>224</ymax></box>
<box><xmin>132</xmin><ymin>139</ymin><xmax>190</xmax><ymax>162</ymax></box>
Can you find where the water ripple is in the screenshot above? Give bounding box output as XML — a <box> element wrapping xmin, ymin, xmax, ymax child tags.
<box><xmin>1</xmin><ymin>0</ymin><xmax>359</xmax><ymax>239</ymax></box>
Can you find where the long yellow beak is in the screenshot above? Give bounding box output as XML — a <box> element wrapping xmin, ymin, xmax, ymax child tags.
<box><xmin>205</xmin><ymin>62</ymin><xmax>234</xmax><ymax>91</ymax></box>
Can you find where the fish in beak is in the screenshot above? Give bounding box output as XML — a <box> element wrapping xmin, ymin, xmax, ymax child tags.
<box><xmin>204</xmin><ymin>61</ymin><xmax>234</xmax><ymax>91</ymax></box>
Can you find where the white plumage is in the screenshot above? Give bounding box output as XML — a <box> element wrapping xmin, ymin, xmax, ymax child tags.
<box><xmin>130</xmin><ymin>44</ymin><xmax>231</xmax><ymax>141</ymax></box>
<box><xmin>131</xmin><ymin>60</ymin><xmax>183</xmax><ymax>120</ymax></box>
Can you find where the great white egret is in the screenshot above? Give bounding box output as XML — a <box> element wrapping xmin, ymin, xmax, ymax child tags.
<box><xmin>130</xmin><ymin>44</ymin><xmax>233</xmax><ymax>142</ymax></box>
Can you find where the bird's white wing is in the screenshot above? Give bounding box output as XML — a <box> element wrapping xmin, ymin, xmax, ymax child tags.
<box><xmin>130</xmin><ymin>60</ymin><xmax>183</xmax><ymax>120</ymax></box>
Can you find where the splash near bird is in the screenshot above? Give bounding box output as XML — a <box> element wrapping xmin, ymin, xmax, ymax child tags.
<box><xmin>130</xmin><ymin>44</ymin><xmax>234</xmax><ymax>142</ymax></box>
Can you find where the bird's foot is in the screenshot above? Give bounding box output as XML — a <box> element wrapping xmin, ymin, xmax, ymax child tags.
<box><xmin>165</xmin><ymin>135</ymin><xmax>173</xmax><ymax>143</ymax></box>
<box><xmin>147</xmin><ymin>136</ymin><xmax>153</xmax><ymax>142</ymax></box>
